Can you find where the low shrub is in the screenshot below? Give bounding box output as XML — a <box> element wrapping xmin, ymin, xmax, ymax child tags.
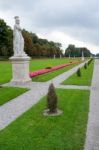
<box><xmin>84</xmin><ymin>63</ymin><xmax>87</xmax><ymax>69</ymax></box>
<box><xmin>45</xmin><ymin>66</ymin><xmax>52</xmax><ymax>69</ymax></box>
<box><xmin>76</xmin><ymin>68</ymin><xmax>81</xmax><ymax>77</ymax></box>
<box><xmin>88</xmin><ymin>58</ymin><xmax>93</xmax><ymax>65</ymax></box>
<box><xmin>47</xmin><ymin>83</ymin><xmax>58</xmax><ymax>113</ymax></box>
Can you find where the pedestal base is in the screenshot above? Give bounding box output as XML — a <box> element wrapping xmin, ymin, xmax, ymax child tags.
<box><xmin>9</xmin><ymin>56</ymin><xmax>32</xmax><ymax>86</ymax></box>
<box><xmin>82</xmin><ymin>57</ymin><xmax>85</xmax><ymax>61</ymax></box>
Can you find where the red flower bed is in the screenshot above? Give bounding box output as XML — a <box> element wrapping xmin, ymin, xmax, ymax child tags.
<box><xmin>29</xmin><ymin>61</ymin><xmax>79</xmax><ymax>78</ymax></box>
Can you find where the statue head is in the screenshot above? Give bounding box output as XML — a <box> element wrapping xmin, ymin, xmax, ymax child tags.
<box><xmin>14</xmin><ymin>16</ymin><xmax>20</xmax><ymax>25</ymax></box>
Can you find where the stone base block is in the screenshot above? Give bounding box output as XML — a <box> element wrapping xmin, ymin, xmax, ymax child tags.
<box><xmin>9</xmin><ymin>56</ymin><xmax>32</xmax><ymax>85</ymax></box>
<box><xmin>82</xmin><ymin>57</ymin><xmax>85</xmax><ymax>61</ymax></box>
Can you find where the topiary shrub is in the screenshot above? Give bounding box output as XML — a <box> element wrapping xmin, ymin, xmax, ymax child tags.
<box><xmin>88</xmin><ymin>58</ymin><xmax>93</xmax><ymax>65</ymax></box>
<box><xmin>47</xmin><ymin>83</ymin><xmax>58</xmax><ymax>113</ymax></box>
<box><xmin>45</xmin><ymin>66</ymin><xmax>52</xmax><ymax>69</ymax></box>
<box><xmin>84</xmin><ymin>63</ymin><xmax>87</xmax><ymax>69</ymax></box>
<box><xmin>76</xmin><ymin>68</ymin><xmax>81</xmax><ymax>77</ymax></box>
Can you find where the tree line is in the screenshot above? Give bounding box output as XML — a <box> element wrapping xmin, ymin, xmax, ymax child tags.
<box><xmin>65</xmin><ymin>44</ymin><xmax>91</xmax><ymax>57</ymax></box>
<box><xmin>0</xmin><ymin>19</ymin><xmax>63</xmax><ymax>58</ymax></box>
<box><xmin>0</xmin><ymin>19</ymin><xmax>92</xmax><ymax>58</ymax></box>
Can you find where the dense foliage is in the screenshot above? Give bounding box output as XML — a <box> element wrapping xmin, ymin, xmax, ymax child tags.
<box><xmin>0</xmin><ymin>19</ymin><xmax>62</xmax><ymax>58</ymax></box>
<box><xmin>0</xmin><ymin>19</ymin><xmax>13</xmax><ymax>57</ymax></box>
<box><xmin>0</xmin><ymin>19</ymin><xmax>93</xmax><ymax>58</ymax></box>
<box><xmin>65</xmin><ymin>44</ymin><xmax>91</xmax><ymax>57</ymax></box>
<box><xmin>22</xmin><ymin>29</ymin><xmax>63</xmax><ymax>58</ymax></box>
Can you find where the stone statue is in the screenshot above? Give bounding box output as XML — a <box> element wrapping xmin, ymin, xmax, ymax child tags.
<box><xmin>82</xmin><ymin>50</ymin><xmax>84</xmax><ymax>61</ymax></box>
<box><xmin>13</xmin><ymin>16</ymin><xmax>27</xmax><ymax>57</ymax></box>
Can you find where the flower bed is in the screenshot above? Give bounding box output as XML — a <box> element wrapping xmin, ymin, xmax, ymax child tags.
<box><xmin>29</xmin><ymin>61</ymin><xmax>79</xmax><ymax>78</ymax></box>
<box><xmin>45</xmin><ymin>66</ymin><xmax>52</xmax><ymax>69</ymax></box>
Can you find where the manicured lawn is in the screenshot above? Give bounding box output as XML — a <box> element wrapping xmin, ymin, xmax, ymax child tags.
<box><xmin>0</xmin><ymin>61</ymin><xmax>12</xmax><ymax>84</ymax></box>
<box><xmin>32</xmin><ymin>63</ymin><xmax>78</xmax><ymax>82</ymax></box>
<box><xmin>30</xmin><ymin>58</ymin><xmax>80</xmax><ymax>71</ymax></box>
<box><xmin>0</xmin><ymin>87</ymin><xmax>28</xmax><ymax>105</ymax></box>
<box><xmin>0</xmin><ymin>58</ymin><xmax>80</xmax><ymax>84</ymax></box>
<box><xmin>0</xmin><ymin>89</ymin><xmax>89</xmax><ymax>150</ymax></box>
<box><xmin>62</xmin><ymin>61</ymin><xmax>94</xmax><ymax>86</ymax></box>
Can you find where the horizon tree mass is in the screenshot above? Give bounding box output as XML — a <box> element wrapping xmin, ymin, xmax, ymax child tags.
<box><xmin>0</xmin><ymin>19</ymin><xmax>92</xmax><ymax>58</ymax></box>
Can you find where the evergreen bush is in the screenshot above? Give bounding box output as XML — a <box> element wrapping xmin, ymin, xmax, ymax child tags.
<box><xmin>47</xmin><ymin>83</ymin><xmax>58</xmax><ymax>113</ymax></box>
<box><xmin>84</xmin><ymin>63</ymin><xmax>87</xmax><ymax>69</ymax></box>
<box><xmin>76</xmin><ymin>68</ymin><xmax>81</xmax><ymax>77</ymax></box>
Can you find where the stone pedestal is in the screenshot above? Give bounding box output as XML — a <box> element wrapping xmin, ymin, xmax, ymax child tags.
<box><xmin>82</xmin><ymin>57</ymin><xmax>85</xmax><ymax>61</ymax></box>
<box><xmin>9</xmin><ymin>56</ymin><xmax>31</xmax><ymax>85</ymax></box>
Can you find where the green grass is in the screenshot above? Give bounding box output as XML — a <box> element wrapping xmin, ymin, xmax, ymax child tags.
<box><xmin>62</xmin><ymin>61</ymin><xmax>94</xmax><ymax>86</ymax></box>
<box><xmin>30</xmin><ymin>58</ymin><xmax>80</xmax><ymax>71</ymax></box>
<box><xmin>32</xmin><ymin>63</ymin><xmax>78</xmax><ymax>82</ymax></box>
<box><xmin>0</xmin><ymin>87</ymin><xmax>28</xmax><ymax>105</ymax></box>
<box><xmin>0</xmin><ymin>61</ymin><xmax>12</xmax><ymax>84</ymax></box>
<box><xmin>30</xmin><ymin>58</ymin><xmax>71</xmax><ymax>71</ymax></box>
<box><xmin>0</xmin><ymin>58</ymin><xmax>80</xmax><ymax>84</ymax></box>
<box><xmin>0</xmin><ymin>89</ymin><xmax>89</xmax><ymax>150</ymax></box>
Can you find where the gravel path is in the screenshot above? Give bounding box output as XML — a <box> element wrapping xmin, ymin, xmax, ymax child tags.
<box><xmin>57</xmin><ymin>85</ymin><xmax>90</xmax><ymax>90</ymax></box>
<box><xmin>47</xmin><ymin>61</ymin><xmax>87</xmax><ymax>86</ymax></box>
<box><xmin>0</xmin><ymin>61</ymin><xmax>87</xmax><ymax>130</ymax></box>
<box><xmin>84</xmin><ymin>59</ymin><xmax>99</xmax><ymax>150</ymax></box>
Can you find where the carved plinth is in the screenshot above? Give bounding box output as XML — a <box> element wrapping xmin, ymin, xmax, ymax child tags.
<box><xmin>82</xmin><ymin>57</ymin><xmax>85</xmax><ymax>61</ymax></box>
<box><xmin>9</xmin><ymin>56</ymin><xmax>32</xmax><ymax>85</ymax></box>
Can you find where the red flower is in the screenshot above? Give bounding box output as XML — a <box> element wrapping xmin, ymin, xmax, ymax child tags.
<box><xmin>29</xmin><ymin>62</ymin><xmax>78</xmax><ymax>78</ymax></box>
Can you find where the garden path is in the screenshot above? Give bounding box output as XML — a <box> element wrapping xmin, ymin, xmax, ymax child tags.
<box><xmin>0</xmin><ymin>61</ymin><xmax>87</xmax><ymax>130</ymax></box>
<box><xmin>84</xmin><ymin>59</ymin><xmax>99</xmax><ymax>150</ymax></box>
<box><xmin>57</xmin><ymin>85</ymin><xmax>90</xmax><ymax>90</ymax></box>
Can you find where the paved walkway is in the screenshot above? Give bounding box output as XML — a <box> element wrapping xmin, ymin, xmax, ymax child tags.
<box><xmin>84</xmin><ymin>59</ymin><xmax>99</xmax><ymax>150</ymax></box>
<box><xmin>57</xmin><ymin>85</ymin><xmax>90</xmax><ymax>90</ymax></box>
<box><xmin>0</xmin><ymin>61</ymin><xmax>87</xmax><ymax>130</ymax></box>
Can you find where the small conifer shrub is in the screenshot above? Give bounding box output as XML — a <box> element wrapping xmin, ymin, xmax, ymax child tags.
<box><xmin>88</xmin><ymin>58</ymin><xmax>93</xmax><ymax>65</ymax></box>
<box><xmin>47</xmin><ymin>83</ymin><xmax>58</xmax><ymax>113</ymax></box>
<box><xmin>76</xmin><ymin>68</ymin><xmax>81</xmax><ymax>77</ymax></box>
<box><xmin>84</xmin><ymin>63</ymin><xmax>87</xmax><ymax>69</ymax></box>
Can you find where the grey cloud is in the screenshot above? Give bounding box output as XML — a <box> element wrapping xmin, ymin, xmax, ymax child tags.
<box><xmin>32</xmin><ymin>0</ymin><xmax>99</xmax><ymax>29</ymax></box>
<box><xmin>30</xmin><ymin>0</ymin><xmax>99</xmax><ymax>46</ymax></box>
<box><xmin>63</xmin><ymin>26</ymin><xmax>99</xmax><ymax>46</ymax></box>
<box><xmin>0</xmin><ymin>0</ymin><xmax>99</xmax><ymax>49</ymax></box>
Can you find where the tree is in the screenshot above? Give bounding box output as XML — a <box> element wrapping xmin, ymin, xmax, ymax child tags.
<box><xmin>22</xmin><ymin>29</ymin><xmax>33</xmax><ymax>56</ymax></box>
<box><xmin>0</xmin><ymin>19</ymin><xmax>13</xmax><ymax>57</ymax></box>
<box><xmin>65</xmin><ymin>44</ymin><xmax>91</xmax><ymax>57</ymax></box>
<box><xmin>0</xmin><ymin>19</ymin><xmax>63</xmax><ymax>58</ymax></box>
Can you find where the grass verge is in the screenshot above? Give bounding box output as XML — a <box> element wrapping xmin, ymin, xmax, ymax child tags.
<box><xmin>62</xmin><ymin>61</ymin><xmax>94</xmax><ymax>86</ymax></box>
<box><xmin>0</xmin><ymin>89</ymin><xmax>89</xmax><ymax>150</ymax></box>
<box><xmin>32</xmin><ymin>63</ymin><xmax>78</xmax><ymax>82</ymax></box>
<box><xmin>0</xmin><ymin>87</ymin><xmax>28</xmax><ymax>105</ymax></box>
<box><xmin>0</xmin><ymin>58</ymin><xmax>80</xmax><ymax>84</ymax></box>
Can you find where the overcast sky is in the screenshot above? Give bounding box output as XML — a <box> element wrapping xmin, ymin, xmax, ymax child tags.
<box><xmin>0</xmin><ymin>0</ymin><xmax>99</xmax><ymax>54</ymax></box>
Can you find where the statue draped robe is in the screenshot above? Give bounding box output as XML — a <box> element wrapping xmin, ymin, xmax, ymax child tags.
<box><xmin>13</xmin><ymin>24</ymin><xmax>26</xmax><ymax>56</ymax></box>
